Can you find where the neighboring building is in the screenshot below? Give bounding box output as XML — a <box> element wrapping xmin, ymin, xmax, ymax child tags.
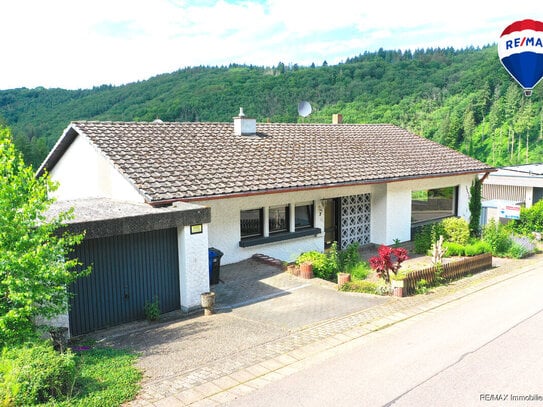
<box><xmin>482</xmin><ymin>163</ymin><xmax>543</xmax><ymax>208</ymax></box>
<box><xmin>39</xmin><ymin>112</ymin><xmax>494</xmax><ymax>335</ymax></box>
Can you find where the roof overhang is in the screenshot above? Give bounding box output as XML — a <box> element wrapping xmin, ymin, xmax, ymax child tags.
<box><xmin>36</xmin><ymin>124</ymin><xmax>80</xmax><ymax>177</ymax></box>
<box><xmin>47</xmin><ymin>198</ymin><xmax>210</xmax><ymax>239</ymax></box>
<box><xmin>149</xmin><ymin>169</ymin><xmax>496</xmax><ymax>206</ymax></box>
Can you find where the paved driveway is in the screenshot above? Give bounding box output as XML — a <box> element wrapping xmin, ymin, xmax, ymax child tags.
<box><xmin>91</xmin><ymin>259</ymin><xmax>387</xmax><ymax>385</ymax></box>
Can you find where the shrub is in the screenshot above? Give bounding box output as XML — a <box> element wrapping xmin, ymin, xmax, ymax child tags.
<box><xmin>413</xmin><ymin>222</ymin><xmax>446</xmax><ymax>254</ymax></box>
<box><xmin>469</xmin><ymin>178</ymin><xmax>482</xmax><ymax>237</ymax></box>
<box><xmin>415</xmin><ymin>279</ymin><xmax>430</xmax><ymax>294</ymax></box>
<box><xmin>442</xmin><ymin>217</ymin><xmax>470</xmax><ymax>245</ymax></box>
<box><xmin>464</xmin><ymin>240</ymin><xmax>492</xmax><ymax>256</ymax></box>
<box><xmin>339</xmin><ymin>280</ymin><xmax>381</xmax><ymax>294</ymax></box>
<box><xmin>338</xmin><ymin>242</ymin><xmax>361</xmax><ymax>272</ymax></box>
<box><xmin>507</xmin><ymin>243</ymin><xmax>530</xmax><ymax>259</ymax></box>
<box><xmin>296</xmin><ymin>250</ymin><xmax>335</xmax><ymax>280</ymax></box>
<box><xmin>510</xmin><ymin>200</ymin><xmax>543</xmax><ymax>235</ymax></box>
<box><xmin>442</xmin><ymin>241</ymin><xmax>465</xmax><ymax>256</ymax></box>
<box><xmin>296</xmin><ymin>242</ymin><xmax>366</xmax><ymax>281</ymax></box>
<box><xmin>369</xmin><ymin>245</ymin><xmax>409</xmax><ymax>284</ymax></box>
<box><xmin>348</xmin><ymin>262</ymin><xmax>371</xmax><ymax>280</ymax></box>
<box><xmin>0</xmin><ymin>341</ymin><xmax>76</xmax><ymax>405</ymax></box>
<box><xmin>482</xmin><ymin>219</ymin><xmax>513</xmax><ymax>256</ymax></box>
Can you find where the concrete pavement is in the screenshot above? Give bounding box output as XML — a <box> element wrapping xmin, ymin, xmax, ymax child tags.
<box><xmin>103</xmin><ymin>253</ymin><xmax>543</xmax><ymax>406</ymax></box>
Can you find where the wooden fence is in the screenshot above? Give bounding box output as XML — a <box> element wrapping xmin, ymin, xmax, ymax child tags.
<box><xmin>403</xmin><ymin>253</ymin><xmax>493</xmax><ymax>296</ymax></box>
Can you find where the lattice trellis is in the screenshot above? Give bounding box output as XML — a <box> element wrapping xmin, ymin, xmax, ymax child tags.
<box><xmin>340</xmin><ymin>194</ymin><xmax>371</xmax><ymax>248</ymax></box>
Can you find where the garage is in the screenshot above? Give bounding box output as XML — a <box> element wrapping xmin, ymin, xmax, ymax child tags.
<box><xmin>45</xmin><ymin>198</ymin><xmax>211</xmax><ymax>336</ymax></box>
<box><xmin>69</xmin><ymin>228</ymin><xmax>180</xmax><ymax>336</ymax></box>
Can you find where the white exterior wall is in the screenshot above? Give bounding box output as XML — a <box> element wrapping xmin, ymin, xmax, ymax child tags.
<box><xmin>50</xmin><ymin>135</ymin><xmax>144</xmax><ymax>203</ymax></box>
<box><xmin>198</xmin><ymin>191</ymin><xmax>326</xmax><ymax>265</ymax></box>
<box><xmin>178</xmin><ymin>224</ymin><xmax>210</xmax><ymax>312</ymax></box>
<box><xmin>371</xmin><ymin>183</ymin><xmax>412</xmax><ymax>245</ymax></box>
<box><xmin>197</xmin><ymin>174</ymin><xmax>477</xmax><ymax>265</ymax></box>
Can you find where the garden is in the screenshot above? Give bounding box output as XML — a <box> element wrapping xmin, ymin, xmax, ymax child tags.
<box><xmin>292</xmin><ymin>201</ymin><xmax>543</xmax><ymax>297</ymax></box>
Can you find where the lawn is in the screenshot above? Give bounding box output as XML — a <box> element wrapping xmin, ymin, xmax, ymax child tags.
<box><xmin>48</xmin><ymin>346</ymin><xmax>142</xmax><ymax>406</ymax></box>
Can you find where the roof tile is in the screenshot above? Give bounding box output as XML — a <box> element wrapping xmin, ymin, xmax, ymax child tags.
<box><xmin>63</xmin><ymin>121</ymin><xmax>494</xmax><ymax>202</ymax></box>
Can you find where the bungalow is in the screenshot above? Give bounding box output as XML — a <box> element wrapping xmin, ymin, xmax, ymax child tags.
<box><xmin>38</xmin><ymin>111</ymin><xmax>494</xmax><ymax>335</ymax></box>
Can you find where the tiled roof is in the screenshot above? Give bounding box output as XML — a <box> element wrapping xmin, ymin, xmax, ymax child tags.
<box><xmin>43</xmin><ymin>121</ymin><xmax>494</xmax><ymax>203</ymax></box>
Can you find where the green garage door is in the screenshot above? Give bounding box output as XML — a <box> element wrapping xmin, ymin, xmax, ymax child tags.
<box><xmin>69</xmin><ymin>228</ymin><xmax>180</xmax><ymax>336</ymax></box>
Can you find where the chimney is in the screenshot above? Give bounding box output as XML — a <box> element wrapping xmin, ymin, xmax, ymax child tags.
<box><xmin>332</xmin><ymin>113</ymin><xmax>343</xmax><ymax>124</ymax></box>
<box><xmin>234</xmin><ymin>107</ymin><xmax>256</xmax><ymax>135</ymax></box>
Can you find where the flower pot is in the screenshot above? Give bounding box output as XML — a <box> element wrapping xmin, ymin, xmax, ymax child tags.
<box><xmin>200</xmin><ymin>292</ymin><xmax>216</xmax><ymax>315</ymax></box>
<box><xmin>337</xmin><ymin>272</ymin><xmax>351</xmax><ymax>288</ymax></box>
<box><xmin>299</xmin><ymin>262</ymin><xmax>313</xmax><ymax>279</ymax></box>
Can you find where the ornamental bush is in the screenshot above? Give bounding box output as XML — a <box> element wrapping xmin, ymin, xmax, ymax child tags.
<box><xmin>441</xmin><ymin>217</ymin><xmax>470</xmax><ymax>245</ymax></box>
<box><xmin>295</xmin><ymin>242</ymin><xmax>366</xmax><ymax>281</ymax></box>
<box><xmin>369</xmin><ymin>245</ymin><xmax>409</xmax><ymax>284</ymax></box>
<box><xmin>296</xmin><ymin>250</ymin><xmax>334</xmax><ymax>280</ymax></box>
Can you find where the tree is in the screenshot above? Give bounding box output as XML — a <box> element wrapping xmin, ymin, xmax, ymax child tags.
<box><xmin>369</xmin><ymin>245</ymin><xmax>409</xmax><ymax>285</ymax></box>
<box><xmin>469</xmin><ymin>177</ymin><xmax>482</xmax><ymax>237</ymax></box>
<box><xmin>0</xmin><ymin>126</ymin><xmax>89</xmax><ymax>346</ymax></box>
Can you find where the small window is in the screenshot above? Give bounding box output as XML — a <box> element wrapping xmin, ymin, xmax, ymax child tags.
<box><xmin>269</xmin><ymin>205</ymin><xmax>289</xmax><ymax>234</ymax></box>
<box><xmin>240</xmin><ymin>208</ymin><xmax>263</xmax><ymax>239</ymax></box>
<box><xmin>295</xmin><ymin>204</ymin><xmax>313</xmax><ymax>230</ymax></box>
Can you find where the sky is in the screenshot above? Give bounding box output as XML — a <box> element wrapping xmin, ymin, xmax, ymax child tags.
<box><xmin>0</xmin><ymin>0</ymin><xmax>541</xmax><ymax>90</ymax></box>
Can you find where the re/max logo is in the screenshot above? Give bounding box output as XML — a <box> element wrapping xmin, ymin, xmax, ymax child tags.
<box><xmin>506</xmin><ymin>36</ymin><xmax>543</xmax><ymax>49</ymax></box>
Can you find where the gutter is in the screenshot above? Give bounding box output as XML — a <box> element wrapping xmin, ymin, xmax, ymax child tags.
<box><xmin>149</xmin><ymin>168</ymin><xmax>496</xmax><ymax>207</ymax></box>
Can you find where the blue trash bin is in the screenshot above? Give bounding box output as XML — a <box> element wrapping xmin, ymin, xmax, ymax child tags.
<box><xmin>208</xmin><ymin>247</ymin><xmax>224</xmax><ymax>285</ymax></box>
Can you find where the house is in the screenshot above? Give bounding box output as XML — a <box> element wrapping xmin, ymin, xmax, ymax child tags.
<box><xmin>38</xmin><ymin>111</ymin><xmax>494</xmax><ymax>335</ymax></box>
<box><xmin>479</xmin><ymin>163</ymin><xmax>543</xmax><ymax>225</ymax></box>
<box><xmin>482</xmin><ymin>163</ymin><xmax>543</xmax><ymax>208</ymax></box>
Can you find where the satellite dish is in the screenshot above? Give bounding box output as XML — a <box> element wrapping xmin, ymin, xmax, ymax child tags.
<box><xmin>298</xmin><ymin>101</ymin><xmax>312</xmax><ymax>117</ymax></box>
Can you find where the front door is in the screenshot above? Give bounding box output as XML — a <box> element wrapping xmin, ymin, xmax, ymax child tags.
<box><xmin>324</xmin><ymin>198</ymin><xmax>339</xmax><ymax>248</ymax></box>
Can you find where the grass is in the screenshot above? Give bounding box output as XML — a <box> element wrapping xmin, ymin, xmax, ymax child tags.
<box><xmin>42</xmin><ymin>346</ymin><xmax>141</xmax><ymax>406</ymax></box>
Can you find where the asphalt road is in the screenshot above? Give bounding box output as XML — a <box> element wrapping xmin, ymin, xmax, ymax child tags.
<box><xmin>225</xmin><ymin>264</ymin><xmax>543</xmax><ymax>407</ymax></box>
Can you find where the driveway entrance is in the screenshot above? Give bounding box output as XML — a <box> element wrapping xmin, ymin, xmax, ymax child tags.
<box><xmin>212</xmin><ymin>259</ymin><xmax>387</xmax><ymax>330</ymax></box>
<box><xmin>93</xmin><ymin>258</ymin><xmax>387</xmax><ymax>385</ymax></box>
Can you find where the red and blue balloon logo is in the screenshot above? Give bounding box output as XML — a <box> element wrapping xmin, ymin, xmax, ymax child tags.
<box><xmin>498</xmin><ymin>19</ymin><xmax>543</xmax><ymax>96</ymax></box>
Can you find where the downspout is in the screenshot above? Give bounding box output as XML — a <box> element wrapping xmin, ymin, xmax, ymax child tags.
<box><xmin>480</xmin><ymin>171</ymin><xmax>491</xmax><ymax>183</ymax></box>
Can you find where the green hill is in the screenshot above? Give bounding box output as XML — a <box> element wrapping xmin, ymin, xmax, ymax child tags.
<box><xmin>1</xmin><ymin>45</ymin><xmax>542</xmax><ymax>169</ymax></box>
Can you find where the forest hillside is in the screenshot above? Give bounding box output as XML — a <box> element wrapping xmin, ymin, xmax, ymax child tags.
<box><xmin>1</xmin><ymin>45</ymin><xmax>542</xmax><ymax>169</ymax></box>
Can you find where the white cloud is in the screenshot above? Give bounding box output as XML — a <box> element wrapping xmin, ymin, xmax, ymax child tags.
<box><xmin>0</xmin><ymin>0</ymin><xmax>541</xmax><ymax>89</ymax></box>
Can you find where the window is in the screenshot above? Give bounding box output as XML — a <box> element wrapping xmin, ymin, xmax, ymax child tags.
<box><xmin>269</xmin><ymin>205</ymin><xmax>289</xmax><ymax>234</ymax></box>
<box><xmin>295</xmin><ymin>204</ymin><xmax>313</xmax><ymax>230</ymax></box>
<box><xmin>239</xmin><ymin>203</ymin><xmax>321</xmax><ymax>247</ymax></box>
<box><xmin>412</xmin><ymin>186</ymin><xmax>457</xmax><ymax>224</ymax></box>
<box><xmin>240</xmin><ymin>208</ymin><xmax>263</xmax><ymax>239</ymax></box>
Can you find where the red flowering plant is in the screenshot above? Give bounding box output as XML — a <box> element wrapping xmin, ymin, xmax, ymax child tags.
<box><xmin>369</xmin><ymin>245</ymin><xmax>409</xmax><ymax>285</ymax></box>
